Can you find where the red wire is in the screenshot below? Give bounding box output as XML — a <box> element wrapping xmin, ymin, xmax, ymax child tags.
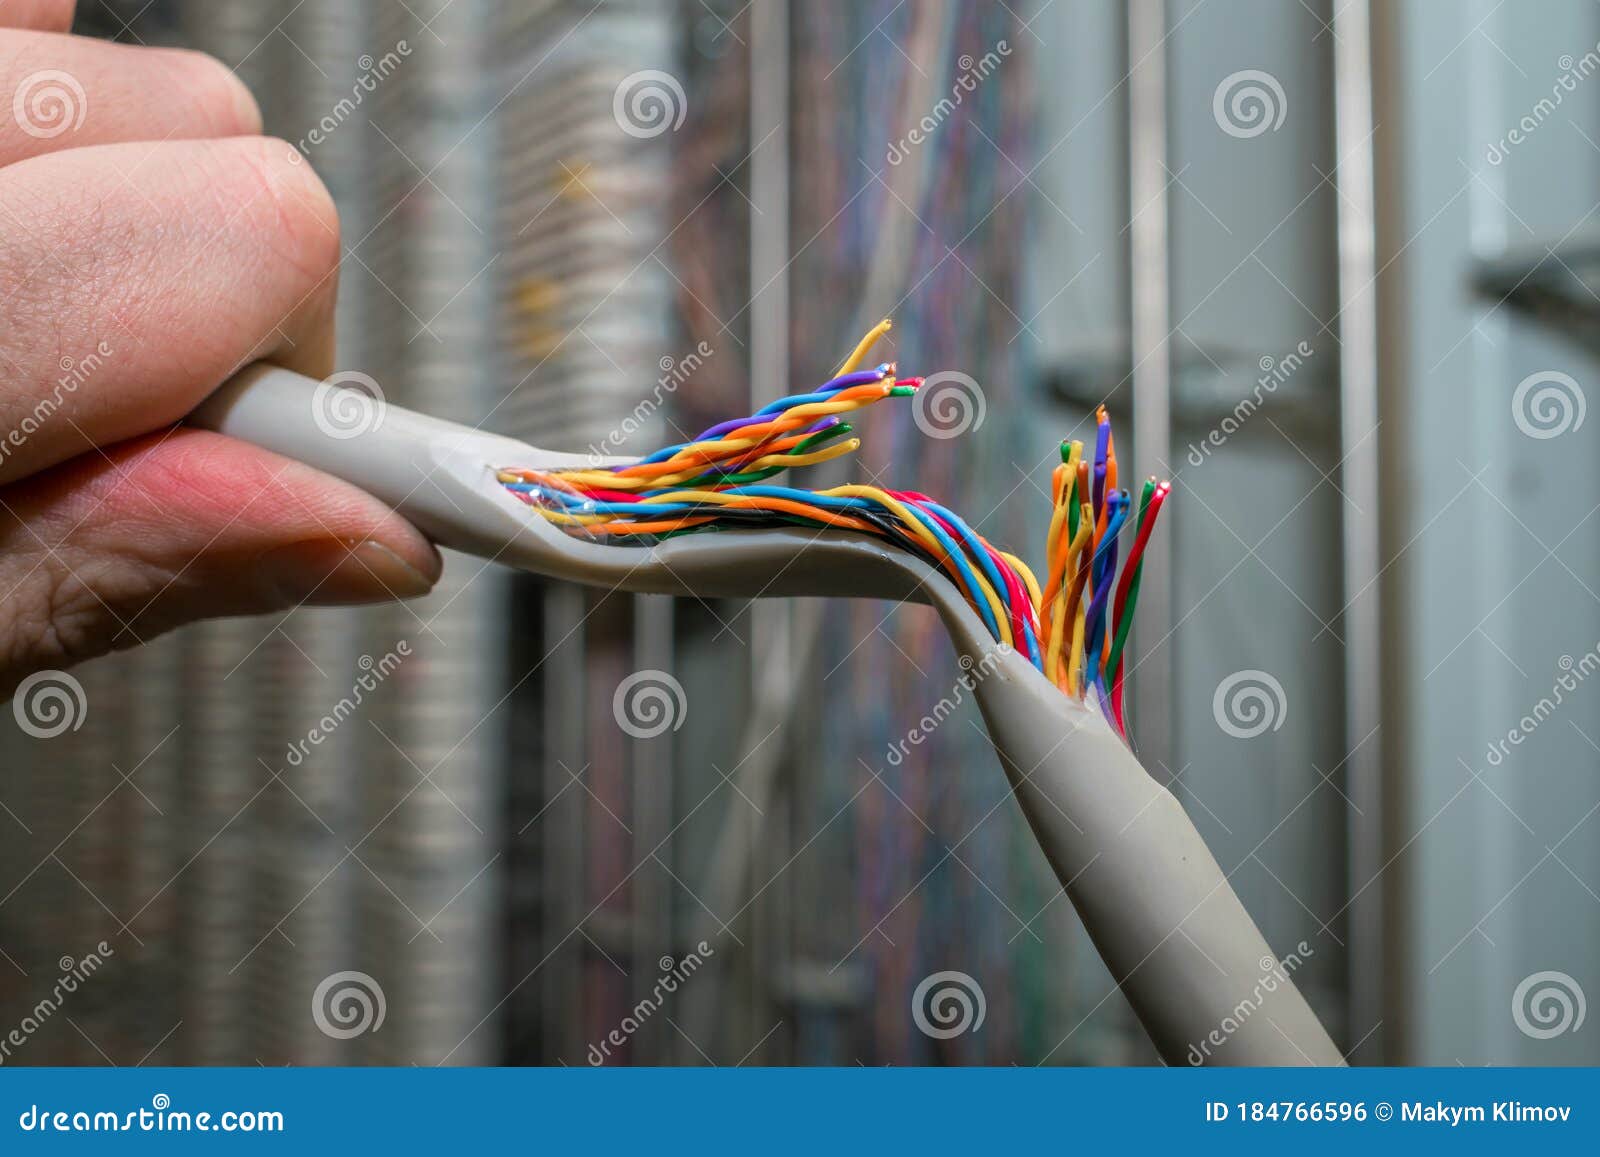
<box><xmin>1109</xmin><ymin>483</ymin><xmax>1169</xmax><ymax>733</ymax></box>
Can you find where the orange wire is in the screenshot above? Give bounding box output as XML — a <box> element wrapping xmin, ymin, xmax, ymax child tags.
<box><xmin>609</xmin><ymin>384</ymin><xmax>892</xmax><ymax>480</ymax></box>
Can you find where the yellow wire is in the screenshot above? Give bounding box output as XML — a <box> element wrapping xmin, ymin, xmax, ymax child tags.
<box><xmin>1066</xmin><ymin>508</ymin><xmax>1094</xmax><ymax>697</ymax></box>
<box><xmin>820</xmin><ymin>484</ymin><xmax>1013</xmax><ymax>648</ymax></box>
<box><xmin>550</xmin><ymin>394</ymin><xmax>888</xmax><ymax>490</ymax></box>
<box><xmin>1048</xmin><ymin>515</ymin><xmax>1092</xmax><ymax>691</ymax></box>
<box><xmin>998</xmin><ymin>550</ymin><xmax>1042</xmax><ymax>610</ymax></box>
<box><xmin>833</xmin><ymin>318</ymin><xmax>893</xmax><ymax>378</ymax></box>
<box><xmin>1040</xmin><ymin>444</ymin><xmax>1082</xmax><ymax>669</ymax></box>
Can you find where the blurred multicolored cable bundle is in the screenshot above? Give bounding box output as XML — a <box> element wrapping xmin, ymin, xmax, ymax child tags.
<box><xmin>500</xmin><ymin>321</ymin><xmax>1170</xmax><ymax>740</ymax></box>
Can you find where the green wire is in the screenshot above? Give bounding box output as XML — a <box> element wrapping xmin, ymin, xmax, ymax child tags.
<box><xmin>671</xmin><ymin>423</ymin><xmax>854</xmax><ymax>489</ymax></box>
<box><xmin>1062</xmin><ymin>441</ymin><xmax>1081</xmax><ymax>540</ymax></box>
<box><xmin>1103</xmin><ymin>478</ymin><xmax>1156</xmax><ymax>678</ymax></box>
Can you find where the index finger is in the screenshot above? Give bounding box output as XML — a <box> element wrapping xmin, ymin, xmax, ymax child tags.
<box><xmin>0</xmin><ymin>135</ymin><xmax>341</xmax><ymax>485</ymax></box>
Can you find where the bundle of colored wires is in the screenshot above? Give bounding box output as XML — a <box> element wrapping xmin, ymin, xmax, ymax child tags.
<box><xmin>498</xmin><ymin>321</ymin><xmax>1170</xmax><ymax>739</ymax></box>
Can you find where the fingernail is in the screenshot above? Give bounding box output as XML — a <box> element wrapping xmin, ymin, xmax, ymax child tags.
<box><xmin>261</xmin><ymin>539</ymin><xmax>437</xmax><ymax>606</ymax></box>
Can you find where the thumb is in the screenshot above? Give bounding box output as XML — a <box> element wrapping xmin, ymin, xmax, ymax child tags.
<box><xmin>0</xmin><ymin>427</ymin><xmax>442</xmax><ymax>691</ymax></box>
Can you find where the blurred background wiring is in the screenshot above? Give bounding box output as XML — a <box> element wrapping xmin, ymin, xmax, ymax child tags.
<box><xmin>0</xmin><ymin>0</ymin><xmax>1596</xmax><ymax>1067</ymax></box>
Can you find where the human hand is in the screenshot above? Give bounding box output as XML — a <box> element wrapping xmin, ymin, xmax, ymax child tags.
<box><xmin>0</xmin><ymin>0</ymin><xmax>440</xmax><ymax>693</ymax></box>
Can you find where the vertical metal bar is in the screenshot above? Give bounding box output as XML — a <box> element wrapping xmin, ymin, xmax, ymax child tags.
<box><xmin>1332</xmin><ymin>0</ymin><xmax>1384</xmax><ymax>1065</ymax></box>
<box><xmin>1126</xmin><ymin>0</ymin><xmax>1173</xmax><ymax>775</ymax></box>
<box><xmin>543</xmin><ymin>581</ymin><xmax>587</xmax><ymax>1063</ymax></box>
<box><xmin>746</xmin><ymin>0</ymin><xmax>792</xmax><ymax>1065</ymax></box>
<box><xmin>630</xmin><ymin>594</ymin><xmax>675</xmax><ymax>1060</ymax></box>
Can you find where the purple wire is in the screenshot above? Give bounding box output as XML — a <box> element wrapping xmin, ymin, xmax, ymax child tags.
<box><xmin>690</xmin><ymin>369</ymin><xmax>887</xmax><ymax>441</ymax></box>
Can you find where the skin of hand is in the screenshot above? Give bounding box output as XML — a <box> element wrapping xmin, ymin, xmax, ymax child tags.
<box><xmin>0</xmin><ymin>0</ymin><xmax>442</xmax><ymax>694</ymax></box>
